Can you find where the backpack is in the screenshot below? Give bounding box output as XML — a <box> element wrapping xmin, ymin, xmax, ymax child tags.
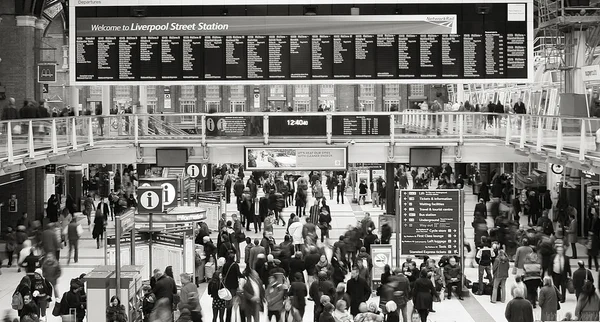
<box><xmin>542</xmin><ymin>218</ymin><xmax>553</xmax><ymax>235</ymax></box>
<box><xmin>12</xmin><ymin>292</ymin><xmax>23</xmax><ymax>310</ymax></box>
<box><xmin>479</xmin><ymin>249</ymin><xmax>492</xmax><ymax>266</ymax></box>
<box><xmin>266</xmin><ymin>284</ymin><xmax>285</xmax><ymax>309</ymax></box>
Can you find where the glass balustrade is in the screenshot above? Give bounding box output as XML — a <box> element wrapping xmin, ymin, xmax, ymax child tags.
<box><xmin>2</xmin><ymin>112</ymin><xmax>600</xmax><ymax>164</ymax></box>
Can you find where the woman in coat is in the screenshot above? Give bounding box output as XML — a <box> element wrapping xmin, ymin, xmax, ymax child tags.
<box><xmin>566</xmin><ymin>213</ymin><xmax>578</xmax><ymax>259</ymax></box>
<box><xmin>106</xmin><ymin>296</ymin><xmax>127</xmax><ymax>322</ymax></box>
<box><xmin>92</xmin><ymin>208</ymin><xmax>106</xmax><ymax>249</ymax></box>
<box><xmin>538</xmin><ymin>276</ymin><xmax>559</xmax><ymax>322</ymax></box>
<box><xmin>15</xmin><ymin>276</ymin><xmax>31</xmax><ymax>318</ymax></box>
<box><xmin>313</xmin><ymin>180</ymin><xmax>324</xmax><ymax>201</ymax></box>
<box><xmin>412</xmin><ymin>269</ymin><xmax>436</xmax><ymax>322</ymax></box>
<box><xmin>491</xmin><ymin>249</ymin><xmax>510</xmax><ymax>303</ymax></box>
<box><xmin>478</xmin><ymin>183</ymin><xmax>490</xmax><ymax>203</ymax></box>
<box><xmin>522</xmin><ymin>252</ymin><xmax>542</xmax><ymax>308</ymax></box>
<box><xmin>575</xmin><ymin>281</ymin><xmax>600</xmax><ymax>321</ymax></box>
<box><xmin>239</xmin><ymin>268</ymin><xmax>265</xmax><ymax>322</ymax></box>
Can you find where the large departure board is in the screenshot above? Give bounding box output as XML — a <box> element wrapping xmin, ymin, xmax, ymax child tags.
<box><xmin>71</xmin><ymin>3</ymin><xmax>532</xmax><ymax>84</ymax></box>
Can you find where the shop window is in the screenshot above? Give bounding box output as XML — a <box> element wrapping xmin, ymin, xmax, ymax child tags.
<box><xmin>180</xmin><ymin>99</ymin><xmax>197</xmax><ymax>123</ymax></box>
<box><xmin>410</xmin><ymin>84</ymin><xmax>425</xmax><ymax>97</ymax></box>
<box><xmin>384</xmin><ymin>84</ymin><xmax>401</xmax><ymax>97</ymax></box>
<box><xmin>269</xmin><ymin>85</ymin><xmax>285</xmax><ymax>98</ymax></box>
<box><xmin>384</xmin><ymin>99</ymin><xmax>400</xmax><ymax>112</ymax></box>
<box><xmin>114</xmin><ymin>85</ymin><xmax>132</xmax><ymax>104</ymax></box>
<box><xmin>230</xmin><ymin>85</ymin><xmax>245</xmax><ymax>98</ymax></box>
<box><xmin>359</xmin><ymin>84</ymin><xmax>375</xmax><ymax>98</ymax></box>
<box><xmin>205</xmin><ymin>85</ymin><xmax>220</xmax><ymax>99</ymax></box>
<box><xmin>294</xmin><ymin>85</ymin><xmax>310</xmax><ymax>97</ymax></box>
<box><xmin>89</xmin><ymin>86</ymin><xmax>103</xmax><ymax>101</ymax></box>
<box><xmin>205</xmin><ymin>100</ymin><xmax>221</xmax><ymax>113</ymax></box>
<box><xmin>230</xmin><ymin>100</ymin><xmax>246</xmax><ymax>112</ymax></box>
<box><xmin>319</xmin><ymin>84</ymin><xmax>335</xmax><ymax>96</ymax></box>
<box><xmin>181</xmin><ymin>85</ymin><xmax>195</xmax><ymax>99</ymax></box>
<box><xmin>294</xmin><ymin>100</ymin><xmax>310</xmax><ymax>112</ymax></box>
<box><xmin>359</xmin><ymin>99</ymin><xmax>375</xmax><ymax>111</ymax></box>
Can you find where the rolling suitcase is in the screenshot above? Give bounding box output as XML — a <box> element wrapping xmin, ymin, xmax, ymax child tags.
<box><xmin>205</xmin><ymin>261</ymin><xmax>215</xmax><ymax>281</ymax></box>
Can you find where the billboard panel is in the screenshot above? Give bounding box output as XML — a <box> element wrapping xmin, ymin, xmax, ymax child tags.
<box><xmin>245</xmin><ymin>147</ymin><xmax>347</xmax><ymax>170</ymax></box>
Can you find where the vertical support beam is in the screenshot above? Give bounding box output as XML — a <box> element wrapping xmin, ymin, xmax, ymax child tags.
<box><xmin>326</xmin><ymin>113</ymin><xmax>332</xmax><ymax>145</ymax></box>
<box><xmin>71</xmin><ymin>118</ymin><xmax>78</xmax><ymax>150</ymax></box>
<box><xmin>201</xmin><ymin>115</ymin><xmax>207</xmax><ymax>146</ymax></box>
<box><xmin>519</xmin><ymin>116</ymin><xmax>526</xmax><ymax>149</ymax></box>
<box><xmin>28</xmin><ymin>120</ymin><xmax>35</xmax><ymax>158</ymax></box>
<box><xmin>536</xmin><ymin>117</ymin><xmax>543</xmax><ymax>152</ymax></box>
<box><xmin>458</xmin><ymin>114</ymin><xmax>464</xmax><ymax>144</ymax></box>
<box><xmin>448</xmin><ymin>113</ymin><xmax>454</xmax><ymax>134</ymax></box>
<box><xmin>263</xmin><ymin>115</ymin><xmax>269</xmax><ymax>145</ymax></box>
<box><xmin>88</xmin><ymin>117</ymin><xmax>94</xmax><ymax>147</ymax></box>
<box><xmin>134</xmin><ymin>115</ymin><xmax>139</xmax><ymax>145</ymax></box>
<box><xmin>385</xmin><ymin>163</ymin><xmax>396</xmax><ymax>216</ymax></box>
<box><xmin>70</xmin><ymin>86</ymin><xmax>80</xmax><ymax>116</ymax></box>
<box><xmin>7</xmin><ymin>122</ymin><xmax>14</xmax><ymax>163</ymax></box>
<box><xmin>51</xmin><ymin>119</ymin><xmax>58</xmax><ymax>153</ymax></box>
<box><xmin>579</xmin><ymin>119</ymin><xmax>586</xmax><ymax>162</ymax></box>
<box><xmin>556</xmin><ymin>118</ymin><xmax>563</xmax><ymax>157</ymax></box>
<box><xmin>505</xmin><ymin>115</ymin><xmax>511</xmax><ymax>145</ymax></box>
<box><xmin>389</xmin><ymin>115</ymin><xmax>395</xmax><ymax>146</ymax></box>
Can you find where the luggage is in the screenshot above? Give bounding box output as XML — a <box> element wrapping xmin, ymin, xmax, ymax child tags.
<box><xmin>471</xmin><ymin>282</ymin><xmax>492</xmax><ymax>295</ymax></box>
<box><xmin>205</xmin><ymin>261</ymin><xmax>215</xmax><ymax>281</ymax></box>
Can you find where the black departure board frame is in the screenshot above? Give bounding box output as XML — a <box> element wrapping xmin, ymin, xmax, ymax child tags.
<box><xmin>268</xmin><ymin>115</ymin><xmax>327</xmax><ymax>136</ymax></box>
<box><xmin>70</xmin><ymin>1</ymin><xmax>533</xmax><ymax>85</ymax></box>
<box><xmin>332</xmin><ymin>115</ymin><xmax>391</xmax><ymax>136</ymax></box>
<box><xmin>399</xmin><ymin>189</ymin><xmax>463</xmax><ymax>256</ymax></box>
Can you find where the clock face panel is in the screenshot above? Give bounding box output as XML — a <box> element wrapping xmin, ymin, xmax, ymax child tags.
<box><xmin>551</xmin><ymin>164</ymin><xmax>564</xmax><ymax>175</ymax></box>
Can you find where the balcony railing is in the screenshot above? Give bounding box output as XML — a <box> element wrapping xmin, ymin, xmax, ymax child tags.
<box><xmin>1</xmin><ymin>111</ymin><xmax>599</xmax><ymax>165</ymax></box>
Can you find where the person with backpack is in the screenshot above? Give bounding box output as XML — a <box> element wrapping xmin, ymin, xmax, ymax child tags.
<box><xmin>266</xmin><ymin>274</ymin><xmax>286</xmax><ymax>322</ymax></box>
<box><xmin>31</xmin><ymin>268</ymin><xmax>51</xmax><ymax>320</ymax></box>
<box><xmin>475</xmin><ymin>237</ymin><xmax>495</xmax><ymax>295</ymax></box>
<box><xmin>13</xmin><ymin>276</ymin><xmax>31</xmax><ymax>317</ymax></box>
<box><xmin>537</xmin><ymin>210</ymin><xmax>555</xmax><ymax>236</ymax></box>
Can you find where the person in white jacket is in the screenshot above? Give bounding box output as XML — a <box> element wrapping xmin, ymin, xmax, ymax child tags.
<box><xmin>288</xmin><ymin>216</ymin><xmax>304</xmax><ymax>252</ymax></box>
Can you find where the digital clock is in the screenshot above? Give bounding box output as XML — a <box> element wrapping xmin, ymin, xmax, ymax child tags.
<box><xmin>269</xmin><ymin>115</ymin><xmax>327</xmax><ymax>136</ymax></box>
<box><xmin>287</xmin><ymin>120</ymin><xmax>309</xmax><ymax>126</ymax></box>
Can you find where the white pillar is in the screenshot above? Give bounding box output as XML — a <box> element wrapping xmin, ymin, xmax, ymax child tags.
<box><xmin>456</xmin><ymin>83</ymin><xmax>465</xmax><ymax>103</ymax></box>
<box><xmin>572</xmin><ymin>30</ymin><xmax>587</xmax><ymax>95</ymax></box>
<box><xmin>102</xmin><ymin>86</ymin><xmax>111</xmax><ymax>115</ymax></box>
<box><xmin>139</xmin><ymin>86</ymin><xmax>149</xmax><ymax>134</ymax></box>
<box><xmin>70</xmin><ymin>86</ymin><xmax>80</xmax><ymax>116</ymax></box>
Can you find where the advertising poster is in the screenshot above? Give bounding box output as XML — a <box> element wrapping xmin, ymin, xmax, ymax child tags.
<box><xmin>245</xmin><ymin>147</ymin><xmax>347</xmax><ymax>171</ymax></box>
<box><xmin>205</xmin><ymin>116</ymin><xmax>263</xmax><ymax>137</ymax></box>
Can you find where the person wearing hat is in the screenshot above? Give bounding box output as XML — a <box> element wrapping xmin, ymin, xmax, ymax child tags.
<box><xmin>31</xmin><ymin>268</ymin><xmax>51</xmax><ymax>320</ymax></box>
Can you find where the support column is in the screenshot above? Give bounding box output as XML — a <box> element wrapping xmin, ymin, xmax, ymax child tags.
<box><xmin>34</xmin><ymin>18</ymin><xmax>48</xmax><ymax>102</ymax></box>
<box><xmin>139</xmin><ymin>86</ymin><xmax>149</xmax><ymax>134</ymax></box>
<box><xmin>385</xmin><ymin>163</ymin><xmax>397</xmax><ymax>215</ymax></box>
<box><xmin>70</xmin><ymin>86</ymin><xmax>80</xmax><ymax>116</ymax></box>
<box><xmin>102</xmin><ymin>86</ymin><xmax>111</xmax><ymax>115</ymax></box>
<box><xmin>565</xmin><ymin>30</ymin><xmax>587</xmax><ymax>95</ymax></box>
<box><xmin>65</xmin><ymin>165</ymin><xmax>83</xmax><ymax>212</ymax></box>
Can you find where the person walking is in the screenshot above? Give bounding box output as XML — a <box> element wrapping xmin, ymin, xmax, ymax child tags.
<box><xmin>567</xmin><ymin>213</ymin><xmax>578</xmax><ymax>259</ymax></box>
<box><xmin>5</xmin><ymin>226</ymin><xmax>16</xmax><ymax>267</ymax></box>
<box><xmin>475</xmin><ymin>237</ymin><xmax>495</xmax><ymax>295</ymax></box>
<box><xmin>491</xmin><ymin>249</ymin><xmax>510</xmax><ymax>303</ymax></box>
<box><xmin>523</xmin><ymin>252</ymin><xmax>542</xmax><ymax>308</ymax></box>
<box><xmin>346</xmin><ymin>266</ymin><xmax>371</xmax><ymax>316</ymax></box>
<box><xmin>64</xmin><ymin>216</ymin><xmax>82</xmax><ymax>264</ymax></box>
<box><xmin>572</xmin><ymin>260</ymin><xmax>594</xmax><ymax>299</ymax></box>
<box><xmin>336</xmin><ymin>176</ymin><xmax>345</xmax><ymax>204</ymax></box>
<box><xmin>413</xmin><ymin>269</ymin><xmax>436</xmax><ymax>322</ymax></box>
<box><xmin>505</xmin><ymin>287</ymin><xmax>534</xmax><ymax>322</ymax></box>
<box><xmin>92</xmin><ymin>208</ymin><xmax>106</xmax><ymax>249</ymax></box>
<box><xmin>538</xmin><ymin>276</ymin><xmax>559</xmax><ymax>322</ymax></box>
<box><xmin>587</xmin><ymin>231</ymin><xmax>600</xmax><ymax>271</ymax></box>
<box><xmin>222</xmin><ymin>254</ymin><xmax>243</xmax><ymax>322</ymax></box>
<box><xmin>46</xmin><ymin>195</ymin><xmax>60</xmax><ymax>223</ymax></box>
<box><xmin>575</xmin><ymin>281</ymin><xmax>600</xmax><ymax>321</ymax></box>
<box><xmin>41</xmin><ymin>252</ymin><xmax>61</xmax><ymax>298</ymax></box>
<box><xmin>207</xmin><ymin>271</ymin><xmax>228</xmax><ymax>322</ymax></box>
<box><xmin>318</xmin><ymin>208</ymin><xmax>332</xmax><ymax>243</ymax></box>
<box><xmin>550</xmin><ymin>245</ymin><xmax>571</xmax><ymax>302</ymax></box>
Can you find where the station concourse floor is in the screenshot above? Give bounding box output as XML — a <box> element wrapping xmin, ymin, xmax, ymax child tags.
<box><xmin>0</xmin><ymin>181</ymin><xmax>586</xmax><ymax>322</ymax></box>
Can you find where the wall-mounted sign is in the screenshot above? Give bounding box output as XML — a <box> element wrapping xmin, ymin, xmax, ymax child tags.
<box><xmin>38</xmin><ymin>64</ymin><xmax>57</xmax><ymax>83</ymax></box>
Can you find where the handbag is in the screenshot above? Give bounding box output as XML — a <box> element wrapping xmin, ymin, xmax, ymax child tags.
<box><xmin>566</xmin><ymin>278</ymin><xmax>575</xmax><ymax>294</ymax></box>
<box><xmin>218</xmin><ymin>264</ymin><xmax>234</xmax><ymax>300</ymax></box>
<box><xmin>52</xmin><ymin>300</ymin><xmax>61</xmax><ymax>317</ymax></box>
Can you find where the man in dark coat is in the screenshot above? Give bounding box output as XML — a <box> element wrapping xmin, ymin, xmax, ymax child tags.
<box><xmin>474</xmin><ymin>198</ymin><xmax>487</xmax><ymax>218</ymax></box>
<box><xmin>288</xmin><ymin>272</ymin><xmax>308</xmax><ymax>317</ymax></box>
<box><xmin>513</xmin><ymin>98</ymin><xmax>526</xmax><ymax>114</ymax></box>
<box><xmin>41</xmin><ymin>223</ymin><xmax>60</xmax><ymax>256</ymax></box>
<box><xmin>346</xmin><ymin>266</ymin><xmax>371</xmax><ymax>316</ymax></box>
<box><xmin>572</xmin><ymin>260</ymin><xmax>593</xmax><ymax>299</ymax></box>
<box><xmin>152</xmin><ymin>269</ymin><xmax>177</xmax><ymax>306</ymax></box>
<box><xmin>505</xmin><ymin>287</ymin><xmax>534</xmax><ymax>322</ymax></box>
<box><xmin>234</xmin><ymin>179</ymin><xmax>245</xmax><ymax>207</ymax></box>
<box><xmin>1</xmin><ymin>97</ymin><xmax>18</xmax><ymax>120</ymax></box>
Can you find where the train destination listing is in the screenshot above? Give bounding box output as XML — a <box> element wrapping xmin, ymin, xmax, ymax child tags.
<box><xmin>72</xmin><ymin>7</ymin><xmax>531</xmax><ymax>83</ymax></box>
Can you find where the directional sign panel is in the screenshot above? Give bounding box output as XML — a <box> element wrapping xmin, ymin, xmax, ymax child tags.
<box><xmin>137</xmin><ymin>186</ymin><xmax>163</xmax><ymax>214</ymax></box>
<box><xmin>399</xmin><ymin>189</ymin><xmax>462</xmax><ymax>256</ymax></box>
<box><xmin>139</xmin><ymin>178</ymin><xmax>179</xmax><ymax>208</ymax></box>
<box><xmin>185</xmin><ymin>163</ymin><xmax>211</xmax><ymax>180</ymax></box>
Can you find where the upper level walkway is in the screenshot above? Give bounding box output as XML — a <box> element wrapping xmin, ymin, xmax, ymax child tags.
<box><xmin>1</xmin><ymin>111</ymin><xmax>600</xmax><ymax>172</ymax></box>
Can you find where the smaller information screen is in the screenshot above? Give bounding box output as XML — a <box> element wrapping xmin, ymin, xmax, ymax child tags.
<box><xmin>205</xmin><ymin>116</ymin><xmax>263</xmax><ymax>137</ymax></box>
<box><xmin>269</xmin><ymin>115</ymin><xmax>327</xmax><ymax>136</ymax></box>
<box><xmin>332</xmin><ymin>115</ymin><xmax>391</xmax><ymax>136</ymax></box>
<box><xmin>400</xmin><ymin>190</ymin><xmax>461</xmax><ymax>256</ymax></box>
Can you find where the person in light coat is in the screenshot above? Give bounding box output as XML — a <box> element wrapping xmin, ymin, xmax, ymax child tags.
<box><xmin>288</xmin><ymin>217</ymin><xmax>304</xmax><ymax>251</ymax></box>
<box><xmin>538</xmin><ymin>276</ymin><xmax>559</xmax><ymax>322</ymax></box>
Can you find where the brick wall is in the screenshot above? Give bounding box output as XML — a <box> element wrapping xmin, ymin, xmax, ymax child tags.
<box><xmin>0</xmin><ymin>168</ymin><xmax>45</xmax><ymax>233</ymax></box>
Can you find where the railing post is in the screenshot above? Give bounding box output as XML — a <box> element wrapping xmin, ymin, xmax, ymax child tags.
<box><xmin>28</xmin><ymin>120</ymin><xmax>35</xmax><ymax>158</ymax></box>
<box><xmin>555</xmin><ymin>118</ymin><xmax>563</xmax><ymax>157</ymax></box>
<box><xmin>7</xmin><ymin>122</ymin><xmax>14</xmax><ymax>163</ymax></box>
<box><xmin>51</xmin><ymin>119</ymin><xmax>58</xmax><ymax>153</ymax></box>
<box><xmin>326</xmin><ymin>113</ymin><xmax>332</xmax><ymax>145</ymax></box>
<box><xmin>505</xmin><ymin>115</ymin><xmax>511</xmax><ymax>145</ymax></box>
<box><xmin>536</xmin><ymin>117</ymin><xmax>543</xmax><ymax>152</ymax></box>
<box><xmin>458</xmin><ymin>114</ymin><xmax>464</xmax><ymax>144</ymax></box>
<box><xmin>88</xmin><ymin>117</ymin><xmax>94</xmax><ymax>147</ymax></box>
<box><xmin>519</xmin><ymin>116</ymin><xmax>526</xmax><ymax>149</ymax></box>
<box><xmin>390</xmin><ymin>114</ymin><xmax>395</xmax><ymax>146</ymax></box>
<box><xmin>134</xmin><ymin>115</ymin><xmax>139</xmax><ymax>145</ymax></box>
<box><xmin>440</xmin><ymin>114</ymin><xmax>446</xmax><ymax>133</ymax></box>
<box><xmin>263</xmin><ymin>115</ymin><xmax>269</xmax><ymax>145</ymax></box>
<box><xmin>71</xmin><ymin>118</ymin><xmax>78</xmax><ymax>150</ymax></box>
<box><xmin>201</xmin><ymin>115</ymin><xmax>207</xmax><ymax>147</ymax></box>
<box><xmin>448</xmin><ymin>114</ymin><xmax>454</xmax><ymax>134</ymax></box>
<box><xmin>579</xmin><ymin>119</ymin><xmax>586</xmax><ymax>162</ymax></box>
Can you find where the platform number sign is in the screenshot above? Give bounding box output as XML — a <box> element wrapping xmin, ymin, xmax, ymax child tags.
<box><xmin>185</xmin><ymin>163</ymin><xmax>211</xmax><ymax>180</ymax></box>
<box><xmin>137</xmin><ymin>186</ymin><xmax>163</xmax><ymax>214</ymax></box>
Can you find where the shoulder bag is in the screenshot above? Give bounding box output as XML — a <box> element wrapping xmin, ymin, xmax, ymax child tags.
<box><xmin>218</xmin><ymin>264</ymin><xmax>234</xmax><ymax>300</ymax></box>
